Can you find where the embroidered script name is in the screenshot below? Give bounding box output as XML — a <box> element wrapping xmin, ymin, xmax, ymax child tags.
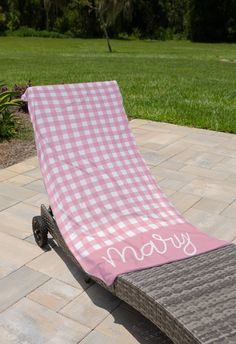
<box><xmin>102</xmin><ymin>232</ymin><xmax>197</xmax><ymax>268</ymax></box>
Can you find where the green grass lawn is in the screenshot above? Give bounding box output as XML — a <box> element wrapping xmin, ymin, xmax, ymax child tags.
<box><xmin>1</xmin><ymin>37</ymin><xmax>236</xmax><ymax>133</ymax></box>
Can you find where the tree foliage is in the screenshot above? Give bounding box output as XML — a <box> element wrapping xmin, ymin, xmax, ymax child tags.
<box><xmin>0</xmin><ymin>0</ymin><xmax>235</xmax><ymax>42</ymax></box>
<box><xmin>188</xmin><ymin>0</ymin><xmax>236</xmax><ymax>42</ymax></box>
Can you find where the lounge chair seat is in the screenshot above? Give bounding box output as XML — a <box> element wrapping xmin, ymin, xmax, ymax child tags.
<box><xmin>41</xmin><ymin>204</ymin><xmax>236</xmax><ymax>344</ymax></box>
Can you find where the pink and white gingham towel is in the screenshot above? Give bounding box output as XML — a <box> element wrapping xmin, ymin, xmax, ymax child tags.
<box><xmin>22</xmin><ymin>81</ymin><xmax>228</xmax><ymax>285</ymax></box>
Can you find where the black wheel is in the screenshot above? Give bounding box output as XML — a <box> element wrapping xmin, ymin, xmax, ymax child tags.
<box><xmin>32</xmin><ymin>216</ymin><xmax>48</xmax><ymax>248</ymax></box>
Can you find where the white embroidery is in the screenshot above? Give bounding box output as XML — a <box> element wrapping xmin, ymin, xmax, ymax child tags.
<box><xmin>102</xmin><ymin>232</ymin><xmax>197</xmax><ymax>268</ymax></box>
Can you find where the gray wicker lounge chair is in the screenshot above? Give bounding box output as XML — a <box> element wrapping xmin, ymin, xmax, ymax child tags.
<box><xmin>25</xmin><ymin>81</ymin><xmax>236</xmax><ymax>344</ymax></box>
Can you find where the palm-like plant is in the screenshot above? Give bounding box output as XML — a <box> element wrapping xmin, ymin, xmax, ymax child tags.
<box><xmin>0</xmin><ymin>82</ymin><xmax>23</xmax><ymax>140</ymax></box>
<box><xmin>82</xmin><ymin>0</ymin><xmax>133</xmax><ymax>52</ymax></box>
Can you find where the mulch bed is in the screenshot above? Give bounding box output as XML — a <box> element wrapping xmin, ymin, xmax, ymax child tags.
<box><xmin>0</xmin><ymin>112</ymin><xmax>36</xmax><ymax>169</ymax></box>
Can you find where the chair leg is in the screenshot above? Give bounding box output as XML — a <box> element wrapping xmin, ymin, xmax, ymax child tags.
<box><xmin>32</xmin><ymin>216</ymin><xmax>48</xmax><ymax>248</ymax></box>
<box><xmin>84</xmin><ymin>274</ymin><xmax>92</xmax><ymax>284</ymax></box>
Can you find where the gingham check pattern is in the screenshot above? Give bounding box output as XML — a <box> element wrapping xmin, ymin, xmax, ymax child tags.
<box><xmin>22</xmin><ymin>81</ymin><xmax>227</xmax><ymax>285</ymax></box>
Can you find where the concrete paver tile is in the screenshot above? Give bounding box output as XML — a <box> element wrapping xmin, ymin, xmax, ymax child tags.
<box><xmin>153</xmin><ymin>141</ymin><xmax>189</xmax><ymax>159</ymax></box>
<box><xmin>184</xmin><ymin>208</ymin><xmax>236</xmax><ymax>241</ymax></box>
<box><xmin>182</xmin><ymin>133</ymin><xmax>228</xmax><ymax>147</ymax></box>
<box><xmin>159</xmin><ymin>178</ymin><xmax>186</xmax><ymax>192</ymax></box>
<box><xmin>79</xmin><ymin>330</ymin><xmax>118</xmax><ymax>344</ymax></box>
<box><xmin>161</xmin><ymin>188</ymin><xmax>177</xmax><ymax>197</ymax></box>
<box><xmin>22</xmin><ymin>156</ymin><xmax>39</xmax><ymax>166</ymax></box>
<box><xmin>24</xmin><ymin>234</ymin><xmax>37</xmax><ymax>245</ymax></box>
<box><xmin>96</xmin><ymin>302</ymin><xmax>172</xmax><ymax>344</ymax></box>
<box><xmin>139</xmin><ymin>149</ymin><xmax>167</xmax><ymax>166</ymax></box>
<box><xmin>146</xmin><ymin>133</ymin><xmax>183</xmax><ymax>145</ymax></box>
<box><xmin>180</xmin><ymin>178</ymin><xmax>236</xmax><ymax>203</ymax></box>
<box><xmin>188</xmin><ymin>128</ymin><xmax>216</xmax><ymax>136</ymax></box>
<box><xmin>140</xmin><ymin>142</ymin><xmax>164</xmax><ymax>152</ymax></box>
<box><xmin>132</xmin><ymin>128</ymin><xmax>150</xmax><ymax>136</ymax></box>
<box><xmin>225</xmin><ymin>174</ymin><xmax>236</xmax><ymax>184</ymax></box>
<box><xmin>24</xmin><ymin>179</ymin><xmax>46</xmax><ymax>193</ymax></box>
<box><xmin>151</xmin><ymin>174</ymin><xmax>165</xmax><ymax>183</ymax></box>
<box><xmin>151</xmin><ymin>166</ymin><xmax>195</xmax><ymax>183</ymax></box>
<box><xmin>138</xmin><ymin>123</ymin><xmax>171</xmax><ymax>132</ymax></box>
<box><xmin>59</xmin><ymin>284</ymin><xmax>120</xmax><ymax>329</ymax></box>
<box><xmin>180</xmin><ymin>165</ymin><xmax>228</xmax><ymax>181</ymax></box>
<box><xmin>23</xmin><ymin>192</ymin><xmax>49</xmax><ymax>208</ymax></box>
<box><xmin>193</xmin><ymin>198</ymin><xmax>228</xmax><ymax>215</ymax></box>
<box><xmin>169</xmin><ymin>192</ymin><xmax>201</xmax><ymax>213</ymax></box>
<box><xmin>212</xmin><ymin>162</ymin><xmax>236</xmax><ymax>174</ymax></box>
<box><xmin>172</xmin><ymin>147</ymin><xmax>209</xmax><ymax>164</ymax></box>
<box><xmin>0</xmin><ymin>169</ymin><xmax>17</xmax><ymax>182</ymax></box>
<box><xmin>140</xmin><ymin>121</ymin><xmax>170</xmax><ymax>130</ymax></box>
<box><xmin>183</xmin><ymin>153</ymin><xmax>223</xmax><ymax>168</ymax></box>
<box><xmin>0</xmin><ymin>202</ymin><xmax>39</xmax><ymax>239</ymax></box>
<box><xmin>0</xmin><ymin>182</ymin><xmax>36</xmax><ymax>201</ymax></box>
<box><xmin>134</xmin><ymin>132</ymin><xmax>157</xmax><ymax>145</ymax></box>
<box><xmin>0</xmin><ymin>298</ymin><xmax>90</xmax><ymax>344</ymax></box>
<box><xmin>23</xmin><ymin>167</ymin><xmax>42</xmax><ymax>179</ymax></box>
<box><xmin>211</xmin><ymin>130</ymin><xmax>235</xmax><ymax>139</ymax></box>
<box><xmin>186</xmin><ymin>144</ymin><xmax>210</xmax><ymax>153</ymax></box>
<box><xmin>209</xmin><ymin>146</ymin><xmax>236</xmax><ymax>159</ymax></box>
<box><xmin>7</xmin><ymin>161</ymin><xmax>36</xmax><ymax>173</ymax></box>
<box><xmin>27</xmin><ymin>249</ymin><xmax>90</xmax><ymax>290</ymax></box>
<box><xmin>159</xmin><ymin>159</ymin><xmax>185</xmax><ymax>171</ymax></box>
<box><xmin>0</xmin><ymin>232</ymin><xmax>42</xmax><ymax>279</ymax></box>
<box><xmin>129</xmin><ymin>119</ymin><xmax>149</xmax><ymax>128</ymax></box>
<box><xmin>0</xmin><ymin>194</ymin><xmax>19</xmax><ymax>211</ymax></box>
<box><xmin>155</xmin><ymin>122</ymin><xmax>190</xmax><ymax>134</ymax></box>
<box><xmin>221</xmin><ymin>157</ymin><xmax>236</xmax><ymax>168</ymax></box>
<box><xmin>6</xmin><ymin>174</ymin><xmax>36</xmax><ymax>186</ymax></box>
<box><xmin>221</xmin><ymin>200</ymin><xmax>236</xmax><ymax>219</ymax></box>
<box><xmin>28</xmin><ymin>278</ymin><xmax>82</xmax><ymax>311</ymax></box>
<box><xmin>0</xmin><ymin>266</ymin><xmax>49</xmax><ymax>312</ymax></box>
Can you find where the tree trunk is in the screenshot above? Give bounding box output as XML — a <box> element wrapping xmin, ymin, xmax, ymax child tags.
<box><xmin>44</xmin><ymin>0</ymin><xmax>51</xmax><ymax>31</ymax></box>
<box><xmin>98</xmin><ymin>11</ymin><xmax>112</xmax><ymax>53</ymax></box>
<box><xmin>103</xmin><ymin>25</ymin><xmax>112</xmax><ymax>53</ymax></box>
<box><xmin>45</xmin><ymin>11</ymin><xmax>49</xmax><ymax>30</ymax></box>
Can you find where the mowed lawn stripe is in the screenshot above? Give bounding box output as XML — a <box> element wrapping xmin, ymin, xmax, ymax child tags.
<box><xmin>1</xmin><ymin>37</ymin><xmax>236</xmax><ymax>133</ymax></box>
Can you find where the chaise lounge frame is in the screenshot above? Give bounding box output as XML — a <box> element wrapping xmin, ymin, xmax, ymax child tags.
<box><xmin>33</xmin><ymin>204</ymin><xmax>236</xmax><ymax>344</ymax></box>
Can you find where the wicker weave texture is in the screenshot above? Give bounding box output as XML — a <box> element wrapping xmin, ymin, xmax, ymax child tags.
<box><xmin>41</xmin><ymin>205</ymin><xmax>236</xmax><ymax>344</ymax></box>
<box><xmin>116</xmin><ymin>245</ymin><xmax>236</xmax><ymax>344</ymax></box>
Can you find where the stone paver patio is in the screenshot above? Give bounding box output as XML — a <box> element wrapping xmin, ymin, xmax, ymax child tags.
<box><xmin>0</xmin><ymin>119</ymin><xmax>236</xmax><ymax>343</ymax></box>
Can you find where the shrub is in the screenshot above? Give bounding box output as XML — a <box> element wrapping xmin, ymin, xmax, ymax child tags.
<box><xmin>6</xmin><ymin>26</ymin><xmax>69</xmax><ymax>38</ymax></box>
<box><xmin>0</xmin><ymin>82</ymin><xmax>23</xmax><ymax>141</ymax></box>
<box><xmin>153</xmin><ymin>27</ymin><xmax>173</xmax><ymax>40</ymax></box>
<box><xmin>117</xmin><ymin>32</ymin><xmax>130</xmax><ymax>40</ymax></box>
<box><xmin>13</xmin><ymin>81</ymin><xmax>31</xmax><ymax>113</ymax></box>
<box><xmin>1</xmin><ymin>81</ymin><xmax>31</xmax><ymax>113</ymax></box>
<box><xmin>130</xmin><ymin>28</ymin><xmax>142</xmax><ymax>40</ymax></box>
